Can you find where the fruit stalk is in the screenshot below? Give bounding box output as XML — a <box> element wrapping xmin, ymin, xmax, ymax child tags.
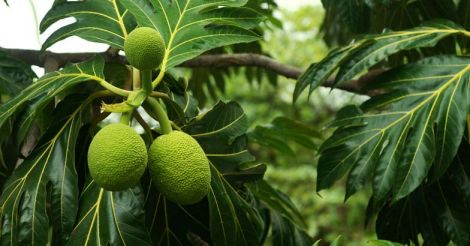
<box><xmin>120</xmin><ymin>111</ymin><xmax>133</xmax><ymax>125</ymax></box>
<box><xmin>141</xmin><ymin>69</ymin><xmax>153</xmax><ymax>95</ymax></box>
<box><xmin>132</xmin><ymin>67</ymin><xmax>141</xmax><ymax>89</ymax></box>
<box><xmin>146</xmin><ymin>97</ymin><xmax>172</xmax><ymax>134</ymax></box>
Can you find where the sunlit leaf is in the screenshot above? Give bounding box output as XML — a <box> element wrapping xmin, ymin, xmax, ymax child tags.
<box><xmin>121</xmin><ymin>0</ymin><xmax>263</xmax><ymax>69</ymax></box>
<box><xmin>295</xmin><ymin>20</ymin><xmax>470</xmax><ymax>101</ymax></box>
<box><xmin>40</xmin><ymin>0</ymin><xmax>135</xmax><ymax>50</ymax></box>
<box><xmin>317</xmin><ymin>55</ymin><xmax>470</xmax><ymax>202</ymax></box>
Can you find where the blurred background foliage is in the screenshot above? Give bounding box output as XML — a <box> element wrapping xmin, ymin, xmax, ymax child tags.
<box><xmin>202</xmin><ymin>4</ymin><xmax>373</xmax><ymax>245</ymax></box>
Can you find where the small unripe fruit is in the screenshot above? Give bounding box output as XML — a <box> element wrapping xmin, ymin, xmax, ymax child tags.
<box><xmin>87</xmin><ymin>123</ymin><xmax>148</xmax><ymax>191</ymax></box>
<box><xmin>124</xmin><ymin>27</ymin><xmax>165</xmax><ymax>70</ymax></box>
<box><xmin>148</xmin><ymin>131</ymin><xmax>211</xmax><ymax>205</ymax></box>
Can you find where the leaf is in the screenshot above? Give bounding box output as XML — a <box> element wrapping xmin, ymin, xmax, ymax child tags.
<box><xmin>0</xmin><ymin>98</ymin><xmax>87</xmax><ymax>245</ymax></box>
<box><xmin>248</xmin><ymin>116</ymin><xmax>321</xmax><ymax>155</ymax></box>
<box><xmin>67</xmin><ymin>180</ymin><xmax>152</xmax><ymax>246</ymax></box>
<box><xmin>40</xmin><ymin>0</ymin><xmax>135</xmax><ymax>50</ymax></box>
<box><xmin>270</xmin><ymin>212</ymin><xmax>312</xmax><ymax>246</ymax></box>
<box><xmin>317</xmin><ymin>55</ymin><xmax>470</xmax><ymax>202</ymax></box>
<box><xmin>293</xmin><ymin>42</ymin><xmax>369</xmax><ymax>102</ymax></box>
<box><xmin>375</xmin><ymin>139</ymin><xmax>470</xmax><ymax>245</ymax></box>
<box><xmin>0</xmin><ymin>57</ymin><xmax>106</xmax><ymax>145</ymax></box>
<box><xmin>183</xmin><ymin>101</ymin><xmax>265</xmax><ymax>182</ymax></box>
<box><xmin>121</xmin><ymin>0</ymin><xmax>263</xmax><ymax>68</ymax></box>
<box><xmin>0</xmin><ymin>50</ymin><xmax>36</xmax><ymax>96</ymax></box>
<box><xmin>367</xmin><ymin>240</ymin><xmax>404</xmax><ymax>246</ymax></box>
<box><xmin>142</xmin><ymin>174</ymin><xmax>210</xmax><ymax>245</ymax></box>
<box><xmin>208</xmin><ymin>166</ymin><xmax>264</xmax><ymax>246</ymax></box>
<box><xmin>248</xmin><ymin>181</ymin><xmax>313</xmax><ymax>246</ymax></box>
<box><xmin>294</xmin><ymin>20</ymin><xmax>470</xmax><ymax>101</ymax></box>
<box><xmin>334</xmin><ymin>20</ymin><xmax>466</xmax><ymax>87</ymax></box>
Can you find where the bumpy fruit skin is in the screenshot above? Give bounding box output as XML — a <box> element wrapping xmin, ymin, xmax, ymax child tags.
<box><xmin>87</xmin><ymin>123</ymin><xmax>148</xmax><ymax>191</ymax></box>
<box><xmin>148</xmin><ymin>131</ymin><xmax>211</xmax><ymax>205</ymax></box>
<box><xmin>124</xmin><ymin>27</ymin><xmax>165</xmax><ymax>70</ymax></box>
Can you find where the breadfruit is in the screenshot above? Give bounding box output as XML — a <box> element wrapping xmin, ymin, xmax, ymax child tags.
<box><xmin>87</xmin><ymin>123</ymin><xmax>148</xmax><ymax>191</ymax></box>
<box><xmin>124</xmin><ymin>27</ymin><xmax>165</xmax><ymax>70</ymax></box>
<box><xmin>148</xmin><ymin>131</ymin><xmax>211</xmax><ymax>205</ymax></box>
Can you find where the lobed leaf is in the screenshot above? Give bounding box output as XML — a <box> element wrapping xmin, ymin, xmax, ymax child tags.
<box><xmin>294</xmin><ymin>20</ymin><xmax>470</xmax><ymax>102</ymax></box>
<box><xmin>375</xmin><ymin>140</ymin><xmax>470</xmax><ymax>245</ymax></box>
<box><xmin>121</xmin><ymin>0</ymin><xmax>263</xmax><ymax>69</ymax></box>
<box><xmin>317</xmin><ymin>55</ymin><xmax>470</xmax><ymax>203</ymax></box>
<box><xmin>40</xmin><ymin>0</ymin><xmax>135</xmax><ymax>50</ymax></box>
<box><xmin>0</xmin><ymin>57</ymin><xmax>106</xmax><ymax>145</ymax></box>
<box><xmin>0</xmin><ymin>99</ymin><xmax>87</xmax><ymax>245</ymax></box>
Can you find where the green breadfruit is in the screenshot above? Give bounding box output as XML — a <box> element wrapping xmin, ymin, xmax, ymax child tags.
<box><xmin>124</xmin><ymin>27</ymin><xmax>165</xmax><ymax>70</ymax></box>
<box><xmin>87</xmin><ymin>123</ymin><xmax>148</xmax><ymax>191</ymax></box>
<box><xmin>148</xmin><ymin>131</ymin><xmax>211</xmax><ymax>205</ymax></box>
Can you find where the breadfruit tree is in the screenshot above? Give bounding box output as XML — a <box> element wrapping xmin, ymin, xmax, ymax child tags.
<box><xmin>0</xmin><ymin>0</ymin><xmax>468</xmax><ymax>246</ymax></box>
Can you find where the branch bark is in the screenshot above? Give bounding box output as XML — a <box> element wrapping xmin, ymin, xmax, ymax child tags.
<box><xmin>0</xmin><ymin>47</ymin><xmax>383</xmax><ymax>95</ymax></box>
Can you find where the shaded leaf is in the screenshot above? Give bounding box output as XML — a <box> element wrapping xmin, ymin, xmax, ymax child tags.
<box><xmin>67</xmin><ymin>180</ymin><xmax>152</xmax><ymax>246</ymax></box>
<box><xmin>184</xmin><ymin>101</ymin><xmax>265</xmax><ymax>182</ymax></box>
<box><xmin>0</xmin><ymin>51</ymin><xmax>36</xmax><ymax>96</ymax></box>
<box><xmin>248</xmin><ymin>116</ymin><xmax>320</xmax><ymax>155</ymax></box>
<box><xmin>248</xmin><ymin>181</ymin><xmax>313</xmax><ymax>246</ymax></box>
<box><xmin>208</xmin><ymin>166</ymin><xmax>264</xmax><ymax>246</ymax></box>
<box><xmin>0</xmin><ymin>99</ymin><xmax>88</xmax><ymax>245</ymax></box>
<box><xmin>375</xmin><ymin>139</ymin><xmax>470</xmax><ymax>245</ymax></box>
<box><xmin>0</xmin><ymin>57</ymin><xmax>106</xmax><ymax>145</ymax></box>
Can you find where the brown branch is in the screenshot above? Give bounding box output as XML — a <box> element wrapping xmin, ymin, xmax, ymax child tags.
<box><xmin>0</xmin><ymin>47</ymin><xmax>384</xmax><ymax>95</ymax></box>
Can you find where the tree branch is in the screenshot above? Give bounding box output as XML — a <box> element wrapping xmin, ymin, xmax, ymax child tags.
<box><xmin>0</xmin><ymin>47</ymin><xmax>383</xmax><ymax>95</ymax></box>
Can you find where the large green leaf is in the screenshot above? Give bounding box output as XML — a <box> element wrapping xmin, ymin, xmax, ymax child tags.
<box><xmin>208</xmin><ymin>166</ymin><xmax>264</xmax><ymax>246</ymax></box>
<box><xmin>375</xmin><ymin>139</ymin><xmax>470</xmax><ymax>245</ymax></box>
<box><xmin>121</xmin><ymin>0</ymin><xmax>263</xmax><ymax>69</ymax></box>
<box><xmin>0</xmin><ymin>99</ymin><xmax>87</xmax><ymax>245</ymax></box>
<box><xmin>0</xmin><ymin>57</ymin><xmax>106</xmax><ymax>145</ymax></box>
<box><xmin>67</xmin><ymin>180</ymin><xmax>152</xmax><ymax>246</ymax></box>
<box><xmin>294</xmin><ymin>20</ymin><xmax>470</xmax><ymax>101</ymax></box>
<box><xmin>40</xmin><ymin>0</ymin><xmax>135</xmax><ymax>50</ymax></box>
<box><xmin>0</xmin><ymin>50</ymin><xmax>36</xmax><ymax>97</ymax></box>
<box><xmin>317</xmin><ymin>55</ymin><xmax>470</xmax><ymax>203</ymax></box>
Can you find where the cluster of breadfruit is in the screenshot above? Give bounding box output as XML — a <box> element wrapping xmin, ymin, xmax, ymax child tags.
<box><xmin>87</xmin><ymin>27</ymin><xmax>211</xmax><ymax>205</ymax></box>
